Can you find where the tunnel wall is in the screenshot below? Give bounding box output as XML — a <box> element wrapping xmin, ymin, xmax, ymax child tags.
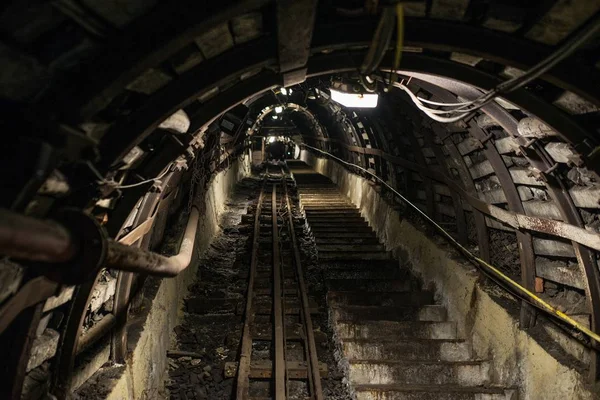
<box><xmin>301</xmin><ymin>150</ymin><xmax>595</xmax><ymax>399</ymax></box>
<box><xmin>78</xmin><ymin>156</ymin><xmax>251</xmax><ymax>399</ymax></box>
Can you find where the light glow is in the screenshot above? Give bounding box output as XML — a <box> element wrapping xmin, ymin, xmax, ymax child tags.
<box><xmin>275</xmin><ymin>106</ymin><xmax>283</xmax><ymax>113</ymax></box>
<box><xmin>280</xmin><ymin>88</ymin><xmax>288</xmax><ymax>95</ymax></box>
<box><xmin>330</xmin><ymin>89</ymin><xmax>378</xmax><ymax>108</ymax></box>
<box><xmin>272</xmin><ymin>115</ymin><xmax>278</xmax><ymax>119</ymax></box>
<box><xmin>268</xmin><ymin>136</ymin><xmax>276</xmax><ymax>143</ymax></box>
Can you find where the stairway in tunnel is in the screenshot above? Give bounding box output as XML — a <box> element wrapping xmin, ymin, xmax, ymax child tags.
<box><xmin>288</xmin><ymin>160</ymin><xmax>516</xmax><ymax>400</ymax></box>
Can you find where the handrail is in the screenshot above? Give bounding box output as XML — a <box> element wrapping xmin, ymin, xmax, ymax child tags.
<box><xmin>302</xmin><ymin>136</ymin><xmax>600</xmax><ymax>253</ymax></box>
<box><xmin>301</xmin><ymin>142</ymin><xmax>600</xmax><ymax>345</ymax></box>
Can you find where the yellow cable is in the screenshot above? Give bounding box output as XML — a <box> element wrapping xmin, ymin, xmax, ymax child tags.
<box><xmin>301</xmin><ymin>143</ymin><xmax>600</xmax><ymax>345</ymax></box>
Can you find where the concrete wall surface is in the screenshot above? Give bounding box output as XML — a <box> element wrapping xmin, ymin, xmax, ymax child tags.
<box><xmin>302</xmin><ymin>150</ymin><xmax>596</xmax><ymax>400</ymax></box>
<box><xmin>78</xmin><ymin>156</ymin><xmax>250</xmax><ymax>399</ymax></box>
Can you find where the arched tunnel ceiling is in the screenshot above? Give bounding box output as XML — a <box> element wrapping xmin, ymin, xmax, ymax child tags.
<box><xmin>2</xmin><ymin>0</ymin><xmax>600</xmax><ymax>324</ymax></box>
<box><xmin>2</xmin><ymin>1</ymin><xmax>600</xmax><ymax>396</ymax></box>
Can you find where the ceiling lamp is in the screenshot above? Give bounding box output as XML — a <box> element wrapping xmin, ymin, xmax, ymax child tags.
<box><xmin>275</xmin><ymin>106</ymin><xmax>283</xmax><ymax>113</ymax></box>
<box><xmin>280</xmin><ymin>87</ymin><xmax>288</xmax><ymax>95</ymax></box>
<box><xmin>330</xmin><ymin>89</ymin><xmax>378</xmax><ymax>108</ymax></box>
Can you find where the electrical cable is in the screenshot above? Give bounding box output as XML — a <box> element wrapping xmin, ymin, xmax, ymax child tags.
<box><xmin>300</xmin><ymin>142</ymin><xmax>600</xmax><ymax>344</ymax></box>
<box><xmin>388</xmin><ymin>13</ymin><xmax>600</xmax><ymax>123</ymax></box>
<box><xmin>86</xmin><ymin>161</ymin><xmax>173</xmax><ymax>190</ymax></box>
<box><xmin>387</xmin><ymin>3</ymin><xmax>404</xmax><ymax>91</ymax></box>
<box><xmin>113</xmin><ymin>168</ymin><xmax>171</xmax><ymax>189</ymax></box>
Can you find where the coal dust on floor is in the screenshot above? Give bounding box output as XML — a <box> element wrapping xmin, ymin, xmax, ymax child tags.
<box><xmin>164</xmin><ymin>175</ymin><xmax>353</xmax><ymax>400</ymax></box>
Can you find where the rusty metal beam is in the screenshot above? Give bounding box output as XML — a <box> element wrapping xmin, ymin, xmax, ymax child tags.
<box><xmin>387</xmin><ymin>94</ymin><xmax>469</xmax><ymax>245</ymax></box>
<box><xmin>422</xmin><ymin>124</ymin><xmax>469</xmax><ymax>245</ymax></box>
<box><xmin>301</xmin><ymin>138</ymin><xmax>600</xmax><ymax>252</ymax></box>
<box><xmin>61</xmin><ymin>0</ymin><xmax>273</xmax><ymax>120</ymax></box>
<box><xmin>430</xmin><ymin>123</ymin><xmax>491</xmax><ymax>262</ymax></box>
<box><xmin>382</xmin><ymin>100</ymin><xmax>437</xmax><ymax>220</ymax></box>
<box><xmin>98</xmin><ymin>38</ymin><xmax>276</xmax><ymax>171</ymax></box>
<box><xmin>420</xmin><ymin>76</ymin><xmax>600</xmax><ymax>381</ymax></box>
<box><xmin>403</xmin><ymin>84</ymin><xmax>538</xmax><ymax>328</ymax></box>
<box><xmin>277</xmin><ymin>0</ymin><xmax>317</xmax><ymax>86</ymax></box>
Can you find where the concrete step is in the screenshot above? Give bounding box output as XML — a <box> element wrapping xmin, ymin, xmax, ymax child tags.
<box><xmin>354</xmin><ymin>385</ymin><xmax>516</xmax><ymax>400</ymax></box>
<box><xmin>327</xmin><ymin>291</ymin><xmax>434</xmax><ymax>307</ymax></box>
<box><xmin>341</xmin><ymin>339</ymin><xmax>472</xmax><ymax>362</ymax></box>
<box><xmin>316</xmin><ymin>237</ymin><xmax>381</xmax><ymax>245</ymax></box>
<box><xmin>348</xmin><ymin>360</ymin><xmax>490</xmax><ymax>386</ymax></box>
<box><xmin>304</xmin><ymin>210</ymin><xmax>360</xmax><ymax>215</ymax></box>
<box><xmin>300</xmin><ymin>196</ymin><xmax>348</xmax><ymax>200</ymax></box>
<box><xmin>302</xmin><ymin>202</ymin><xmax>353</xmax><ymax>207</ymax></box>
<box><xmin>324</xmin><ymin>268</ymin><xmax>407</xmax><ymax>280</ymax></box>
<box><xmin>311</xmin><ymin>226</ymin><xmax>374</xmax><ymax>233</ymax></box>
<box><xmin>305</xmin><ymin>217</ymin><xmax>366</xmax><ymax>223</ymax></box>
<box><xmin>313</xmin><ymin>232</ymin><xmax>377</xmax><ymax>239</ymax></box>
<box><xmin>331</xmin><ymin>305</ymin><xmax>447</xmax><ymax>322</ymax></box>
<box><xmin>318</xmin><ymin>244</ymin><xmax>385</xmax><ymax>252</ymax></box>
<box><xmin>326</xmin><ymin>279</ymin><xmax>417</xmax><ymax>292</ymax></box>
<box><xmin>319</xmin><ymin>251</ymin><xmax>392</xmax><ymax>261</ymax></box>
<box><xmin>303</xmin><ymin>206</ymin><xmax>358</xmax><ymax>211</ymax></box>
<box><xmin>311</xmin><ymin>222</ymin><xmax>370</xmax><ymax>228</ymax></box>
<box><xmin>335</xmin><ymin>320</ymin><xmax>457</xmax><ymax>340</ymax></box>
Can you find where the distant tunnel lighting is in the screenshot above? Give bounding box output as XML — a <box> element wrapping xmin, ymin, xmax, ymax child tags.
<box><xmin>275</xmin><ymin>106</ymin><xmax>283</xmax><ymax>113</ymax></box>
<box><xmin>268</xmin><ymin>136</ymin><xmax>276</xmax><ymax>143</ymax></box>
<box><xmin>330</xmin><ymin>89</ymin><xmax>378</xmax><ymax>108</ymax></box>
<box><xmin>280</xmin><ymin>88</ymin><xmax>288</xmax><ymax>95</ymax></box>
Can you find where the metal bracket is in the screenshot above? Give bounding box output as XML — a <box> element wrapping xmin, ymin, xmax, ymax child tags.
<box><xmin>477</xmin><ymin>131</ymin><xmax>494</xmax><ymax>148</ymax></box>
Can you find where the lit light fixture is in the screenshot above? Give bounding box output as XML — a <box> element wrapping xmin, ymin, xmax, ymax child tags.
<box><xmin>280</xmin><ymin>87</ymin><xmax>288</xmax><ymax>95</ymax></box>
<box><xmin>275</xmin><ymin>106</ymin><xmax>283</xmax><ymax>113</ymax></box>
<box><xmin>272</xmin><ymin>115</ymin><xmax>278</xmax><ymax>119</ymax></box>
<box><xmin>330</xmin><ymin>89</ymin><xmax>378</xmax><ymax>108</ymax></box>
<box><xmin>288</xmin><ymin>88</ymin><xmax>293</xmax><ymax>94</ymax></box>
<box><xmin>268</xmin><ymin>136</ymin><xmax>276</xmax><ymax>143</ymax></box>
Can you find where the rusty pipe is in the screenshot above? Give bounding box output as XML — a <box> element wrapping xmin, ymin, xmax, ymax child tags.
<box><xmin>105</xmin><ymin>206</ymin><xmax>200</xmax><ymax>277</ymax></box>
<box><xmin>0</xmin><ymin>207</ymin><xmax>200</xmax><ymax>278</ymax></box>
<box><xmin>0</xmin><ymin>208</ymin><xmax>76</xmax><ymax>263</ymax></box>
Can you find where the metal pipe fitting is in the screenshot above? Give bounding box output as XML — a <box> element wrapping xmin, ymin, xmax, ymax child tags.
<box><xmin>0</xmin><ymin>206</ymin><xmax>200</xmax><ymax>278</ymax></box>
<box><xmin>105</xmin><ymin>207</ymin><xmax>199</xmax><ymax>277</ymax></box>
<box><xmin>0</xmin><ymin>209</ymin><xmax>76</xmax><ymax>263</ymax></box>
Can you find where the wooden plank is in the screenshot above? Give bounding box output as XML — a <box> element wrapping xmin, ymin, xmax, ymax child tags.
<box><xmin>536</xmin><ymin>258</ymin><xmax>584</xmax><ymax>290</ymax></box>
<box><xmin>534</xmin><ymin>238</ymin><xmax>575</xmax><ymax>258</ymax></box>
<box><xmin>224</xmin><ymin>361</ymin><xmax>328</xmax><ymax>379</ymax></box>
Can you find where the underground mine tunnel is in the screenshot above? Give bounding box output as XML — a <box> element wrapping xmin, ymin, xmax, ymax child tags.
<box><xmin>1</xmin><ymin>1</ymin><xmax>600</xmax><ymax>399</ymax></box>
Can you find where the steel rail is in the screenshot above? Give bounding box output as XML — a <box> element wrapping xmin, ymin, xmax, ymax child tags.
<box><xmin>272</xmin><ymin>183</ymin><xmax>286</xmax><ymax>398</ymax></box>
<box><xmin>235</xmin><ymin>179</ymin><xmax>265</xmax><ymax>399</ymax></box>
<box><xmin>283</xmin><ymin>178</ymin><xmax>324</xmax><ymax>400</ymax></box>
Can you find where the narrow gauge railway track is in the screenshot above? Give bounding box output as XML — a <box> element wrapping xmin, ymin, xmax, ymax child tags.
<box><xmin>230</xmin><ymin>164</ymin><xmax>325</xmax><ymax>400</ymax></box>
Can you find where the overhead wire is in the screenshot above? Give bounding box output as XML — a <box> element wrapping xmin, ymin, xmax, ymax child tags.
<box><xmin>86</xmin><ymin>160</ymin><xmax>172</xmax><ymax>190</ymax></box>
<box><xmin>388</xmin><ymin>12</ymin><xmax>600</xmax><ymax>123</ymax></box>
<box><xmin>387</xmin><ymin>3</ymin><xmax>404</xmax><ymax>91</ymax></box>
<box><xmin>300</xmin><ymin>142</ymin><xmax>600</xmax><ymax>345</ymax></box>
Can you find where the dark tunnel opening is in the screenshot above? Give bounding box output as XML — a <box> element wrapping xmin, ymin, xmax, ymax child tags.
<box><xmin>1</xmin><ymin>1</ymin><xmax>600</xmax><ymax>399</ymax></box>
